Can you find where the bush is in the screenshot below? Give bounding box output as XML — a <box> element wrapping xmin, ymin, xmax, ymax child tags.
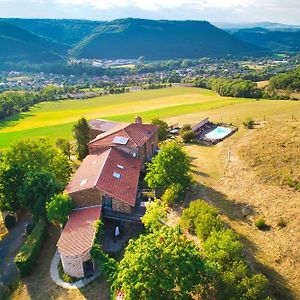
<box><xmin>181</xmin><ymin>130</ymin><xmax>195</xmax><ymax>143</ymax></box>
<box><xmin>254</xmin><ymin>217</ymin><xmax>267</xmax><ymax>230</ymax></box>
<box><xmin>4</xmin><ymin>215</ymin><xmax>16</xmax><ymax>229</ymax></box>
<box><xmin>181</xmin><ymin>124</ymin><xmax>192</xmax><ymax>131</ymax></box>
<box><xmin>161</xmin><ymin>183</ymin><xmax>183</xmax><ymax>205</ymax></box>
<box><xmin>181</xmin><ymin>199</ymin><xmax>224</xmax><ymax>240</ymax></box>
<box><xmin>243</xmin><ymin>118</ymin><xmax>255</xmax><ymax>129</ymax></box>
<box><xmin>15</xmin><ymin>220</ymin><xmax>47</xmax><ymax>276</ymax></box>
<box><xmin>25</xmin><ymin>223</ymin><xmax>35</xmax><ymax>235</ymax></box>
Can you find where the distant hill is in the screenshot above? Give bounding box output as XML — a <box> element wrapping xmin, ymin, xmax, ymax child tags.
<box><xmin>0</xmin><ymin>22</ymin><xmax>68</xmax><ymax>63</ymax></box>
<box><xmin>230</xmin><ymin>27</ymin><xmax>300</xmax><ymax>52</ymax></box>
<box><xmin>216</xmin><ymin>22</ymin><xmax>300</xmax><ymax>32</ymax></box>
<box><xmin>71</xmin><ymin>18</ymin><xmax>262</xmax><ymax>60</ymax></box>
<box><xmin>0</xmin><ymin>18</ymin><xmax>102</xmax><ymax>45</ymax></box>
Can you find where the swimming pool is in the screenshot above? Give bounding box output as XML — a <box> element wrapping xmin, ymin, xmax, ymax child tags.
<box><xmin>205</xmin><ymin>126</ymin><xmax>232</xmax><ymax>140</ymax></box>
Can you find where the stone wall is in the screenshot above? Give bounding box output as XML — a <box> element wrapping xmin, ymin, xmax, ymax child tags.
<box><xmin>89</xmin><ymin>128</ymin><xmax>104</xmax><ymax>141</ymax></box>
<box><xmin>112</xmin><ymin>197</ymin><xmax>132</xmax><ymax>213</ymax></box>
<box><xmin>88</xmin><ymin>145</ymin><xmax>111</xmax><ymax>155</ymax></box>
<box><xmin>69</xmin><ymin>188</ymin><xmax>133</xmax><ymax>213</ymax></box>
<box><xmin>138</xmin><ymin>131</ymin><xmax>159</xmax><ymax>165</ymax></box>
<box><xmin>69</xmin><ymin>187</ymin><xmax>102</xmax><ymax>208</ymax></box>
<box><xmin>60</xmin><ymin>249</ymin><xmax>92</xmax><ymax>278</ymax></box>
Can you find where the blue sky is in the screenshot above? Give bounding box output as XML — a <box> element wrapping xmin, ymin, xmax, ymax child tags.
<box><xmin>0</xmin><ymin>0</ymin><xmax>299</xmax><ymax>24</ymax></box>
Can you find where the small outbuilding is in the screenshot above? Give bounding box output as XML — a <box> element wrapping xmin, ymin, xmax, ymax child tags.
<box><xmin>57</xmin><ymin>206</ymin><xmax>101</xmax><ymax>278</ymax></box>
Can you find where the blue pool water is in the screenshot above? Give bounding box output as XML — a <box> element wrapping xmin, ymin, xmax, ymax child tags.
<box><xmin>205</xmin><ymin>126</ymin><xmax>232</xmax><ymax>140</ymax></box>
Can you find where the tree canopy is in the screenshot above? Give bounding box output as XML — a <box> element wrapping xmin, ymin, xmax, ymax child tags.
<box><xmin>151</xmin><ymin>118</ymin><xmax>168</xmax><ymax>141</ymax></box>
<box><xmin>0</xmin><ymin>138</ymin><xmax>72</xmax><ymax>215</ymax></box>
<box><xmin>145</xmin><ymin>140</ymin><xmax>191</xmax><ymax>195</ymax></box>
<box><xmin>112</xmin><ymin>226</ymin><xmax>208</xmax><ymax>300</ymax></box>
<box><xmin>46</xmin><ymin>193</ymin><xmax>73</xmax><ymax>227</ymax></box>
<box><xmin>19</xmin><ymin>171</ymin><xmax>62</xmax><ymax>222</ymax></box>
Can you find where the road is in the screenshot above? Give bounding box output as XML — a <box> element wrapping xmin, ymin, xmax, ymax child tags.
<box><xmin>0</xmin><ymin>216</ymin><xmax>30</xmax><ymax>297</ymax></box>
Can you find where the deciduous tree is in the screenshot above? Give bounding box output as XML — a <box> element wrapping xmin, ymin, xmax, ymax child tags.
<box><xmin>145</xmin><ymin>140</ymin><xmax>191</xmax><ymax>195</ymax></box>
<box><xmin>46</xmin><ymin>193</ymin><xmax>73</xmax><ymax>228</ymax></box>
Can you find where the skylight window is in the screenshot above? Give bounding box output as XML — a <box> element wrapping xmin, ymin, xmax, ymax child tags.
<box><xmin>113</xmin><ymin>136</ymin><xmax>129</xmax><ymax>145</ymax></box>
<box><xmin>80</xmin><ymin>179</ymin><xmax>88</xmax><ymax>186</ymax></box>
<box><xmin>113</xmin><ymin>172</ymin><xmax>121</xmax><ymax>179</ymax></box>
<box><xmin>117</xmin><ymin>164</ymin><xmax>124</xmax><ymax>169</ymax></box>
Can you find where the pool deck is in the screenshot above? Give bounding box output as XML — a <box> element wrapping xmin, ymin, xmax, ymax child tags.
<box><xmin>197</xmin><ymin>123</ymin><xmax>238</xmax><ymax>145</ymax></box>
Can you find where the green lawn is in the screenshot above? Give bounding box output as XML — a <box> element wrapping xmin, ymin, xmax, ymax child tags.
<box><xmin>0</xmin><ymin>87</ymin><xmax>250</xmax><ymax>149</ymax></box>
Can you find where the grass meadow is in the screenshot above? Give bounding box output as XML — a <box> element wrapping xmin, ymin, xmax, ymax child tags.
<box><xmin>0</xmin><ymin>87</ymin><xmax>248</xmax><ymax>149</ymax></box>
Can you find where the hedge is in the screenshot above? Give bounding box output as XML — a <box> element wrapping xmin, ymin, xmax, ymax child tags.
<box><xmin>14</xmin><ymin>220</ymin><xmax>47</xmax><ymax>276</ymax></box>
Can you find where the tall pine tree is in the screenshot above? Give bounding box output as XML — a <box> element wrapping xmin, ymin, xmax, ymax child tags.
<box><xmin>73</xmin><ymin>117</ymin><xmax>90</xmax><ymax>160</ymax></box>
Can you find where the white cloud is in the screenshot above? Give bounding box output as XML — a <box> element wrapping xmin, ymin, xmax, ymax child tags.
<box><xmin>55</xmin><ymin>0</ymin><xmax>257</xmax><ymax>10</ymax></box>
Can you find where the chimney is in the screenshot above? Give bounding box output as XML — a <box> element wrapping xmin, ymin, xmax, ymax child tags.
<box><xmin>135</xmin><ymin>116</ymin><xmax>142</xmax><ymax>124</ymax></box>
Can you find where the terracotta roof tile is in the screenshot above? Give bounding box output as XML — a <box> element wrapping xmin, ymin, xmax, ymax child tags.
<box><xmin>88</xmin><ymin>119</ymin><xmax>128</xmax><ymax>133</ymax></box>
<box><xmin>96</xmin><ymin>148</ymin><xmax>141</xmax><ymax>207</ymax></box>
<box><xmin>89</xmin><ymin>123</ymin><xmax>158</xmax><ymax>148</ymax></box>
<box><xmin>65</xmin><ymin>148</ymin><xmax>141</xmax><ymax>207</ymax></box>
<box><xmin>65</xmin><ymin>153</ymin><xmax>110</xmax><ymax>194</ymax></box>
<box><xmin>57</xmin><ymin>206</ymin><xmax>101</xmax><ymax>257</ymax></box>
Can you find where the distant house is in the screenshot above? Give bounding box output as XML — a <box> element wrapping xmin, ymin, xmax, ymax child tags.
<box><xmin>57</xmin><ymin>116</ymin><xmax>159</xmax><ymax>278</ymax></box>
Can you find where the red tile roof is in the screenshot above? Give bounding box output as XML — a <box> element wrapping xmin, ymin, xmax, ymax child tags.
<box><xmin>57</xmin><ymin>206</ymin><xmax>101</xmax><ymax>257</ymax></box>
<box><xmin>89</xmin><ymin>123</ymin><xmax>158</xmax><ymax>149</ymax></box>
<box><xmin>88</xmin><ymin>119</ymin><xmax>128</xmax><ymax>133</ymax></box>
<box><xmin>65</xmin><ymin>148</ymin><xmax>141</xmax><ymax>207</ymax></box>
<box><xmin>65</xmin><ymin>153</ymin><xmax>109</xmax><ymax>194</ymax></box>
<box><xmin>96</xmin><ymin>148</ymin><xmax>141</xmax><ymax>207</ymax></box>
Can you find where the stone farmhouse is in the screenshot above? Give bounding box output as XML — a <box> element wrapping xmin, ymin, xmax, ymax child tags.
<box><xmin>57</xmin><ymin>116</ymin><xmax>159</xmax><ymax>278</ymax></box>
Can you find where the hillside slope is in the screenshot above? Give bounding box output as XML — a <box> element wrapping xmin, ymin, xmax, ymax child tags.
<box><xmin>231</xmin><ymin>27</ymin><xmax>300</xmax><ymax>52</ymax></box>
<box><xmin>0</xmin><ymin>18</ymin><xmax>102</xmax><ymax>45</ymax></box>
<box><xmin>71</xmin><ymin>18</ymin><xmax>263</xmax><ymax>60</ymax></box>
<box><xmin>0</xmin><ymin>22</ymin><xmax>67</xmax><ymax>62</ymax></box>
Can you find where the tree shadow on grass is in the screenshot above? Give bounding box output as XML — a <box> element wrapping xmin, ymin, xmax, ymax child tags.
<box><xmin>186</xmin><ymin>183</ymin><xmax>296</xmax><ymax>300</ymax></box>
<box><xmin>0</xmin><ymin>112</ymin><xmax>34</xmax><ymax>129</ymax></box>
<box><xmin>239</xmin><ymin>232</ymin><xmax>296</xmax><ymax>300</ymax></box>
<box><xmin>186</xmin><ymin>183</ymin><xmax>257</xmax><ymax>223</ymax></box>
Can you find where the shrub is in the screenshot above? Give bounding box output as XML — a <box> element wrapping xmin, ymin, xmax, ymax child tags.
<box><xmin>181</xmin><ymin>130</ymin><xmax>195</xmax><ymax>143</ymax></box>
<box><xmin>181</xmin><ymin>199</ymin><xmax>224</xmax><ymax>240</ymax></box>
<box><xmin>4</xmin><ymin>214</ymin><xmax>16</xmax><ymax>229</ymax></box>
<box><xmin>277</xmin><ymin>218</ymin><xmax>287</xmax><ymax>228</ymax></box>
<box><xmin>161</xmin><ymin>183</ymin><xmax>183</xmax><ymax>205</ymax></box>
<box><xmin>181</xmin><ymin>124</ymin><xmax>192</xmax><ymax>131</ymax></box>
<box><xmin>243</xmin><ymin>118</ymin><xmax>255</xmax><ymax>129</ymax></box>
<box><xmin>15</xmin><ymin>219</ymin><xmax>47</xmax><ymax>276</ymax></box>
<box><xmin>254</xmin><ymin>217</ymin><xmax>267</xmax><ymax>230</ymax></box>
<box><xmin>204</xmin><ymin>229</ymin><xmax>244</xmax><ymax>268</ymax></box>
<box><xmin>25</xmin><ymin>223</ymin><xmax>35</xmax><ymax>235</ymax></box>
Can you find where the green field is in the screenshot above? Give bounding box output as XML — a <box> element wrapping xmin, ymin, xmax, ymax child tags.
<box><xmin>0</xmin><ymin>87</ymin><xmax>299</xmax><ymax>149</ymax></box>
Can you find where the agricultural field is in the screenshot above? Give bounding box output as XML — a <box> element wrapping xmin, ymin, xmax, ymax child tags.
<box><xmin>0</xmin><ymin>87</ymin><xmax>248</xmax><ymax>149</ymax></box>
